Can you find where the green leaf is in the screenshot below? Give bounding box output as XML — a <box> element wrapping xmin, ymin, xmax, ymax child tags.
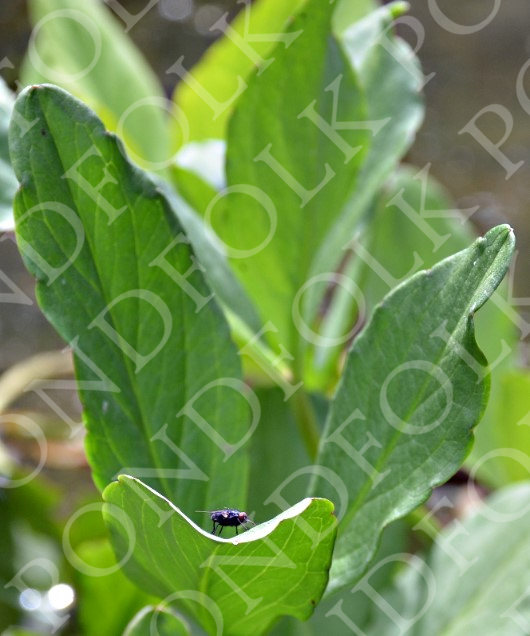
<box><xmin>359</xmin><ymin>168</ymin><xmax>519</xmax><ymax>487</ymax></box>
<box><xmin>172</xmin><ymin>0</ymin><xmax>306</xmax><ymax>147</ymax></box>
<box><xmin>22</xmin><ymin>0</ymin><xmax>169</xmax><ymax>173</ymax></box>
<box><xmin>414</xmin><ymin>482</ymin><xmax>530</xmax><ymax>636</ymax></box>
<box><xmin>220</xmin><ymin>0</ymin><xmax>370</xmax><ymax>356</ymax></box>
<box><xmin>10</xmin><ymin>84</ymin><xmax>250</xmax><ymax>513</ymax></box>
<box><xmin>161</xmin><ymin>169</ymin><xmax>285</xmax><ymax>388</ymax></box>
<box><xmin>303</xmin><ymin>3</ymin><xmax>425</xmax><ymax>362</ymax></box>
<box><xmin>124</xmin><ymin>606</ymin><xmax>190</xmax><ymax>636</ymax></box>
<box><xmin>317</xmin><ymin>166</ymin><xmax>519</xmax><ymax>480</ymax></box>
<box><xmin>103</xmin><ymin>475</ymin><xmax>337</xmax><ymax>636</ymax></box>
<box><xmin>76</xmin><ymin>540</ymin><xmax>152</xmax><ymax>636</ymax></box>
<box><xmin>310</xmin><ymin>224</ymin><xmax>515</xmax><ymax>595</ymax></box>
<box><xmin>353</xmin><ymin>167</ymin><xmax>519</xmax><ymax>488</ymax></box>
<box><xmin>0</xmin><ymin>77</ymin><xmax>17</xmax><ymax>231</ymax></box>
<box><xmin>367</xmin><ymin>483</ymin><xmax>530</xmax><ymax>636</ymax></box>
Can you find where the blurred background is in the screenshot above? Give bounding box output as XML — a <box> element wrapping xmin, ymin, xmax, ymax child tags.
<box><xmin>0</xmin><ymin>0</ymin><xmax>529</xmax><ymax>632</ymax></box>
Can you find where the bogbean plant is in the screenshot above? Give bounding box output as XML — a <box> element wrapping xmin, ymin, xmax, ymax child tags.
<box><xmin>2</xmin><ymin>0</ymin><xmax>530</xmax><ymax>635</ymax></box>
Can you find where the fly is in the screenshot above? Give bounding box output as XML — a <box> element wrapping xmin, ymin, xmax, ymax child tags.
<box><xmin>197</xmin><ymin>508</ymin><xmax>255</xmax><ymax>537</ymax></box>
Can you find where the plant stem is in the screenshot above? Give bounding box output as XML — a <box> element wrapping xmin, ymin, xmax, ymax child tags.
<box><xmin>291</xmin><ymin>387</ymin><xmax>320</xmax><ymax>461</ymax></box>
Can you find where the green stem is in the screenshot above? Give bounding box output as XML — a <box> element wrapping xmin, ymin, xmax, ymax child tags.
<box><xmin>291</xmin><ymin>387</ymin><xmax>321</xmax><ymax>461</ymax></box>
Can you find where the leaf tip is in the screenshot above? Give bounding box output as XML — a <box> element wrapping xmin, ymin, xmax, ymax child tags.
<box><xmin>102</xmin><ymin>473</ymin><xmax>133</xmax><ymax>502</ymax></box>
<box><xmin>16</xmin><ymin>82</ymin><xmax>57</xmax><ymax>105</ymax></box>
<box><xmin>482</xmin><ymin>223</ymin><xmax>515</xmax><ymax>248</ymax></box>
<box><xmin>389</xmin><ymin>1</ymin><xmax>410</xmax><ymax>18</ymax></box>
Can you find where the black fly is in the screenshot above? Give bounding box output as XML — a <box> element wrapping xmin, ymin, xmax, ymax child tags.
<box><xmin>197</xmin><ymin>508</ymin><xmax>255</xmax><ymax>537</ymax></box>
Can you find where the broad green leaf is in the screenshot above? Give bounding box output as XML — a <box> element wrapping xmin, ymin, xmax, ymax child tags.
<box><xmin>354</xmin><ymin>168</ymin><xmax>519</xmax><ymax>489</ymax></box>
<box><xmin>220</xmin><ymin>0</ymin><xmax>370</xmax><ymax>357</ymax></box>
<box><xmin>103</xmin><ymin>475</ymin><xmax>337</xmax><ymax>636</ymax></box>
<box><xmin>412</xmin><ymin>482</ymin><xmax>530</xmax><ymax>636</ymax></box>
<box><xmin>310</xmin><ymin>225</ymin><xmax>515</xmax><ymax>595</ymax></box>
<box><xmin>319</xmin><ymin>167</ymin><xmax>519</xmax><ymax>481</ymax></box>
<box><xmin>172</xmin><ymin>0</ymin><xmax>306</xmax><ymax>147</ymax></box>
<box><xmin>367</xmin><ymin>483</ymin><xmax>530</xmax><ymax>636</ymax></box>
<box><xmin>361</xmin><ymin>169</ymin><xmax>519</xmax><ymax>488</ymax></box>
<box><xmin>22</xmin><ymin>0</ymin><xmax>169</xmax><ymax>173</ymax></box>
<box><xmin>76</xmin><ymin>540</ymin><xmax>152</xmax><ymax>636</ymax></box>
<box><xmin>124</xmin><ymin>606</ymin><xmax>190</xmax><ymax>636</ymax></box>
<box><xmin>163</xmin><ymin>170</ymin><xmax>287</xmax><ymax>388</ymax></box>
<box><xmin>303</xmin><ymin>3</ymin><xmax>425</xmax><ymax>360</ymax></box>
<box><xmin>0</xmin><ymin>77</ymin><xmax>17</xmax><ymax>231</ymax></box>
<box><xmin>10</xmin><ymin>84</ymin><xmax>250</xmax><ymax>513</ymax></box>
<box><xmin>170</xmin><ymin>154</ymin><xmax>273</xmax><ymax>371</ymax></box>
<box><xmin>166</xmin><ymin>162</ymin><xmax>293</xmax><ymax>391</ymax></box>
